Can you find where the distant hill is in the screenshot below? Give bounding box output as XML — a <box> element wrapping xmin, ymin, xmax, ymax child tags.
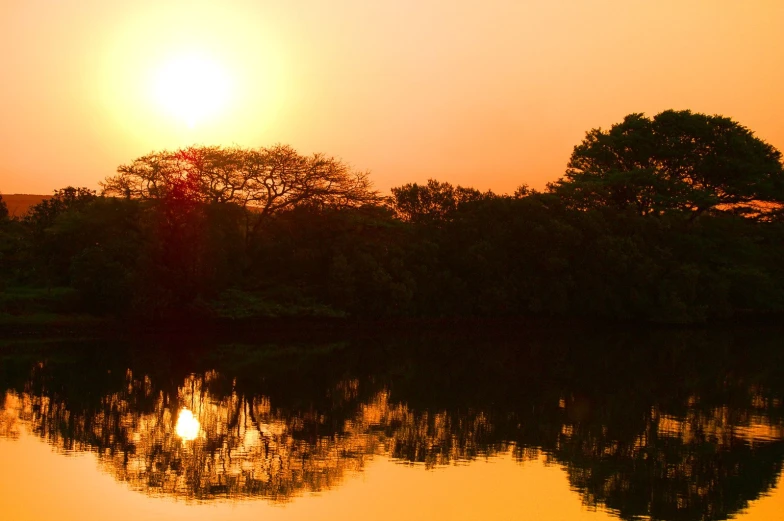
<box><xmin>0</xmin><ymin>194</ymin><xmax>50</xmax><ymax>217</ymax></box>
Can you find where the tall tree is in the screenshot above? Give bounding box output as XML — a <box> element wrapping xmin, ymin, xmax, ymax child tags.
<box><xmin>101</xmin><ymin>144</ymin><xmax>380</xmax><ymax>239</ymax></box>
<box><xmin>100</xmin><ymin>145</ymin><xmax>381</xmax><ymax>310</ymax></box>
<box><xmin>548</xmin><ymin>110</ymin><xmax>784</xmax><ymax>219</ymax></box>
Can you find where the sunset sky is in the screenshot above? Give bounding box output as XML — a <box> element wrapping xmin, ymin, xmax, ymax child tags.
<box><xmin>1</xmin><ymin>0</ymin><xmax>782</xmax><ymax>196</ymax></box>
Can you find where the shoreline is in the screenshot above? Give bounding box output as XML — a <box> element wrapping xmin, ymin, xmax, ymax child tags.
<box><xmin>2</xmin><ymin>312</ymin><xmax>782</xmax><ymax>341</ymax></box>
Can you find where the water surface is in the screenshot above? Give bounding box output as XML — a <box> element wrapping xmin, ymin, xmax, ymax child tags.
<box><xmin>1</xmin><ymin>327</ymin><xmax>783</xmax><ymax>520</ymax></box>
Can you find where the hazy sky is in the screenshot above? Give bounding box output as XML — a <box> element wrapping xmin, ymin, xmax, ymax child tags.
<box><xmin>1</xmin><ymin>0</ymin><xmax>782</xmax><ymax>195</ymax></box>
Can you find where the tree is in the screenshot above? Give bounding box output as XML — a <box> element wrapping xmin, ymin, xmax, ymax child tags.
<box><xmin>23</xmin><ymin>186</ymin><xmax>97</xmax><ymax>233</ymax></box>
<box><xmin>20</xmin><ymin>187</ymin><xmax>101</xmax><ymax>288</ymax></box>
<box><xmin>0</xmin><ymin>194</ymin><xmax>16</xmax><ymax>288</ymax></box>
<box><xmin>101</xmin><ymin>144</ymin><xmax>380</xmax><ymax>240</ymax></box>
<box><xmin>0</xmin><ymin>194</ymin><xmax>8</xmax><ymax>221</ymax></box>
<box><xmin>548</xmin><ymin>110</ymin><xmax>784</xmax><ymax>219</ymax></box>
<box><xmin>391</xmin><ymin>179</ymin><xmax>491</xmax><ymax>224</ymax></box>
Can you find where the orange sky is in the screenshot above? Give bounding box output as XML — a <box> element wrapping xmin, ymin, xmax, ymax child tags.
<box><xmin>1</xmin><ymin>0</ymin><xmax>782</xmax><ymax>196</ymax></box>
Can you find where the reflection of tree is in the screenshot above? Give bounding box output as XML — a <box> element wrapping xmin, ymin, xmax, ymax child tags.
<box><xmin>351</xmin><ymin>390</ymin><xmax>504</xmax><ymax>468</ymax></box>
<box><xmin>536</xmin><ymin>330</ymin><xmax>784</xmax><ymax>521</ymax></box>
<box><xmin>1</xmin><ymin>328</ymin><xmax>784</xmax><ymax>519</ymax></box>
<box><xmin>553</xmin><ymin>403</ymin><xmax>784</xmax><ymax>521</ymax></box>
<box><xmin>3</xmin><ymin>369</ymin><xmax>512</xmax><ymax>500</ymax></box>
<box><xmin>0</xmin><ymin>393</ymin><xmax>21</xmax><ymax>439</ymax></box>
<box><xmin>6</xmin><ymin>371</ymin><xmax>363</xmax><ymax>500</ymax></box>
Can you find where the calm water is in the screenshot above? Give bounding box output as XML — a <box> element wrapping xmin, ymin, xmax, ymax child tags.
<box><xmin>1</xmin><ymin>327</ymin><xmax>783</xmax><ymax>521</ymax></box>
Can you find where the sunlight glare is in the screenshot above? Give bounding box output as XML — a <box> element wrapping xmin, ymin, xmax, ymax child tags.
<box><xmin>175</xmin><ymin>408</ymin><xmax>200</xmax><ymax>441</ymax></box>
<box><xmin>152</xmin><ymin>54</ymin><xmax>231</xmax><ymax>128</ymax></box>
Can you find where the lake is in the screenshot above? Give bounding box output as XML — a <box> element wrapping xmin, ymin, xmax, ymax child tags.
<box><xmin>1</xmin><ymin>326</ymin><xmax>783</xmax><ymax>520</ymax></box>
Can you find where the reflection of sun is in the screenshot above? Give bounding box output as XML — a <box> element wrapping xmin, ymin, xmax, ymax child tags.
<box><xmin>152</xmin><ymin>54</ymin><xmax>231</xmax><ymax>127</ymax></box>
<box><xmin>175</xmin><ymin>408</ymin><xmax>200</xmax><ymax>440</ymax></box>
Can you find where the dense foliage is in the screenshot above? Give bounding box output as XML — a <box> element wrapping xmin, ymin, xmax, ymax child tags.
<box><xmin>2</xmin><ymin>110</ymin><xmax>783</xmax><ymax>323</ymax></box>
<box><xmin>549</xmin><ymin>110</ymin><xmax>784</xmax><ymax>219</ymax></box>
<box><xmin>0</xmin><ymin>194</ymin><xmax>8</xmax><ymax>221</ymax></box>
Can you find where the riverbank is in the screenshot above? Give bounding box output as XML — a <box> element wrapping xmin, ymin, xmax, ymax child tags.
<box><xmin>2</xmin><ymin>307</ymin><xmax>783</xmax><ymax>343</ymax></box>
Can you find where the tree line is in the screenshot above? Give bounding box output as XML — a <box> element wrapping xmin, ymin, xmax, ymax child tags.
<box><xmin>1</xmin><ymin>109</ymin><xmax>783</xmax><ymax>323</ymax></box>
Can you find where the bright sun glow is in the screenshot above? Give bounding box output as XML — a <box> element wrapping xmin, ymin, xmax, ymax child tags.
<box><xmin>175</xmin><ymin>408</ymin><xmax>200</xmax><ymax>440</ymax></box>
<box><xmin>152</xmin><ymin>54</ymin><xmax>231</xmax><ymax>128</ymax></box>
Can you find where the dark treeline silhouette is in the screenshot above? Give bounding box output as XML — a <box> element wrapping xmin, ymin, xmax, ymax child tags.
<box><xmin>2</xmin><ymin>328</ymin><xmax>783</xmax><ymax>519</ymax></box>
<box><xmin>1</xmin><ymin>110</ymin><xmax>783</xmax><ymax>323</ymax></box>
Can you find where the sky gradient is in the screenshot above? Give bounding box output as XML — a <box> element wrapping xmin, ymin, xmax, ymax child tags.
<box><xmin>1</xmin><ymin>0</ymin><xmax>782</xmax><ymax>195</ymax></box>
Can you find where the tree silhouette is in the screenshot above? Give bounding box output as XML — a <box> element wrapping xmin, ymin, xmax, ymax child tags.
<box><xmin>548</xmin><ymin>110</ymin><xmax>784</xmax><ymax>220</ymax></box>
<box><xmin>101</xmin><ymin>144</ymin><xmax>380</xmax><ymax>241</ymax></box>
<box><xmin>0</xmin><ymin>194</ymin><xmax>8</xmax><ymax>221</ymax></box>
<box><xmin>23</xmin><ymin>187</ymin><xmax>96</xmax><ymax>232</ymax></box>
<box><xmin>391</xmin><ymin>179</ymin><xmax>491</xmax><ymax>224</ymax></box>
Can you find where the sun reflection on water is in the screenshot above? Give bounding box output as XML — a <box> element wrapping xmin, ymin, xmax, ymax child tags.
<box><xmin>175</xmin><ymin>408</ymin><xmax>200</xmax><ymax>441</ymax></box>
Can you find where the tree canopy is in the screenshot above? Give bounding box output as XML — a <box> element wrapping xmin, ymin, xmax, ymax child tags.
<box><xmin>391</xmin><ymin>179</ymin><xmax>491</xmax><ymax>224</ymax></box>
<box><xmin>102</xmin><ymin>144</ymin><xmax>380</xmax><ymax>215</ymax></box>
<box><xmin>548</xmin><ymin>110</ymin><xmax>784</xmax><ymax>219</ymax></box>
<box><xmin>23</xmin><ymin>186</ymin><xmax>96</xmax><ymax>233</ymax></box>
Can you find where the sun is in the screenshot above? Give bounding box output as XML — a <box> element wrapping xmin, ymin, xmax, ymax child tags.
<box><xmin>152</xmin><ymin>53</ymin><xmax>232</xmax><ymax>128</ymax></box>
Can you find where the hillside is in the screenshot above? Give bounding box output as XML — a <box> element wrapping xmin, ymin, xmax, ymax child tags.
<box><xmin>0</xmin><ymin>194</ymin><xmax>50</xmax><ymax>217</ymax></box>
